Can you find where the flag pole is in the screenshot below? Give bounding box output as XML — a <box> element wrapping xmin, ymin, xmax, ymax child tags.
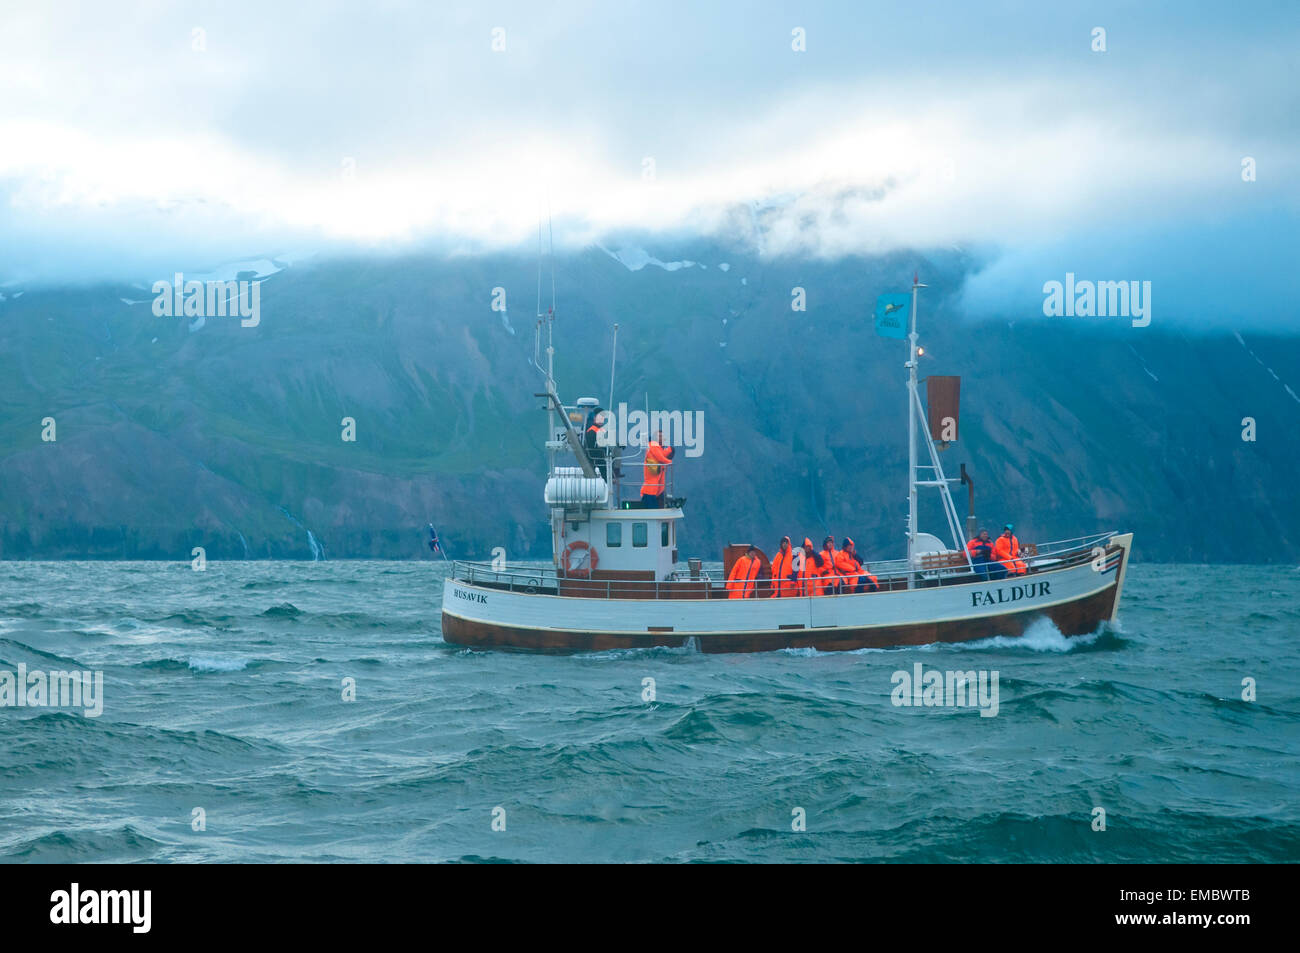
<box><xmin>428</xmin><ymin>520</ymin><xmax>450</xmax><ymax>564</ymax></box>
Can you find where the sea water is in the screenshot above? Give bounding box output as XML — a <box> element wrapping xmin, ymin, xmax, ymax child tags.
<box><xmin>0</xmin><ymin>561</ymin><xmax>1296</xmax><ymax>863</ymax></box>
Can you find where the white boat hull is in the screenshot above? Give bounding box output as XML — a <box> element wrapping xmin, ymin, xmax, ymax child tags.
<box><xmin>441</xmin><ymin>535</ymin><xmax>1132</xmax><ymax>653</ymax></box>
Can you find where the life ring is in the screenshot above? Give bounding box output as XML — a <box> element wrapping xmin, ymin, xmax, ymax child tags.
<box><xmin>562</xmin><ymin>540</ymin><xmax>598</xmax><ymax>578</ymax></box>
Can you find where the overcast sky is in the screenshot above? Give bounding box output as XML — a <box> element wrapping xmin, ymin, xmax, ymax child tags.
<box><xmin>1</xmin><ymin>1</ymin><xmax>1296</xmax><ymax>325</ymax></box>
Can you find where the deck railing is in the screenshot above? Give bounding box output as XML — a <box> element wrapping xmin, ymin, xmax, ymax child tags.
<box><xmin>449</xmin><ymin>531</ymin><xmax>1117</xmax><ymax>600</ymax></box>
<box><xmin>587</xmin><ymin>446</ymin><xmax>675</xmax><ymax>507</ymax></box>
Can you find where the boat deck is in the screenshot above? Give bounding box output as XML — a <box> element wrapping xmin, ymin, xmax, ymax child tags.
<box><xmin>448</xmin><ymin>532</ymin><xmax>1116</xmax><ymax>600</ymax></box>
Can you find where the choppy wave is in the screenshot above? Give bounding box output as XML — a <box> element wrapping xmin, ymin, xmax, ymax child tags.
<box><xmin>0</xmin><ymin>638</ymin><xmax>88</xmax><ymax>668</ymax></box>
<box><xmin>4</xmin><ymin>825</ymin><xmax>168</xmax><ymax>863</ymax></box>
<box><xmin>156</xmin><ymin>609</ymin><xmax>233</xmax><ymax>627</ymax></box>
<box><xmin>131</xmin><ymin>655</ymin><xmax>258</xmax><ymax>673</ymax></box>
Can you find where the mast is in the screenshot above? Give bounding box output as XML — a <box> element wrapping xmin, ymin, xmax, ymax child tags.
<box><xmin>531</xmin><ymin>225</ymin><xmax>595</xmax><ymax>479</ymax></box>
<box><xmin>904</xmin><ymin>275</ymin><xmax>976</xmax><ymax>583</ymax></box>
<box><xmin>906</xmin><ymin>275</ymin><xmax>925</xmax><ymax>586</ymax></box>
<box><xmin>537</xmin><ymin>219</ymin><xmax>554</xmax><ymax>464</ymax></box>
<box><xmin>546</xmin><ymin>311</ymin><xmax>555</xmax><ymax>454</ymax></box>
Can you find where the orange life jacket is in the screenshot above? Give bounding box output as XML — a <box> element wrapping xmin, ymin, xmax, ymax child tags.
<box><xmin>798</xmin><ymin>549</ymin><xmax>823</xmax><ymax>597</ymax></box>
<box><xmin>640</xmin><ymin>441</ymin><xmax>673</xmax><ymax>496</ymax></box>
<box><xmin>726</xmin><ymin>554</ymin><xmax>761</xmax><ymax>598</ymax></box>
<box><xmin>821</xmin><ymin>547</ymin><xmax>840</xmax><ymax>593</ymax></box>
<box><xmin>834</xmin><ymin>549</ymin><xmax>862</xmax><ymax>589</ymax></box>
<box><xmin>770</xmin><ymin>544</ymin><xmax>796</xmax><ymax>598</ymax></box>
<box><xmin>967</xmin><ymin>537</ymin><xmax>994</xmax><ymax>562</ymax></box>
<box><xmin>993</xmin><ymin>534</ymin><xmax>1028</xmax><ymax>575</ymax></box>
<box><xmin>806</xmin><ymin>551</ymin><xmax>833</xmax><ymax>596</ymax></box>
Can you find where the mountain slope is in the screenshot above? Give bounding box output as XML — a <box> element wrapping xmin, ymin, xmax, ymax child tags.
<box><xmin>1</xmin><ymin>245</ymin><xmax>1297</xmax><ymax>562</ymax></box>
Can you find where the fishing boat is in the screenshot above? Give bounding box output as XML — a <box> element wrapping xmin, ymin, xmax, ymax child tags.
<box><xmin>440</xmin><ymin>278</ymin><xmax>1132</xmax><ymax>653</ymax></box>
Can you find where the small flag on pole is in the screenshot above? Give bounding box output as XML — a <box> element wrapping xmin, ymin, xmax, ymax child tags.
<box><xmin>428</xmin><ymin>524</ymin><xmax>440</xmax><ymax>554</ymax></box>
<box><xmin>874</xmin><ymin>293</ymin><xmax>910</xmax><ymax>339</ymax></box>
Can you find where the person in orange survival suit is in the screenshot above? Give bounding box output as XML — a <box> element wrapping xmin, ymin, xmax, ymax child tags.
<box><xmin>797</xmin><ymin>538</ymin><xmax>825</xmax><ymax>596</ymax></box>
<box><xmin>640</xmin><ymin>429</ymin><xmax>673</xmax><ymax>508</ymax></box>
<box><xmin>820</xmin><ymin>536</ymin><xmax>840</xmax><ymax>594</ymax></box>
<box><xmin>993</xmin><ymin>523</ymin><xmax>1028</xmax><ymax>575</ymax></box>
<box><xmin>966</xmin><ymin>528</ymin><xmax>1004</xmax><ymax>580</ymax></box>
<box><xmin>584</xmin><ymin>407</ymin><xmax>609</xmax><ymax>480</ymax></box>
<box><xmin>726</xmin><ymin>544</ymin><xmax>762</xmax><ymax>598</ymax></box>
<box><xmin>769</xmin><ymin>536</ymin><xmax>798</xmax><ymax>597</ymax></box>
<box><xmin>835</xmin><ymin>537</ymin><xmax>879</xmax><ymax>593</ymax></box>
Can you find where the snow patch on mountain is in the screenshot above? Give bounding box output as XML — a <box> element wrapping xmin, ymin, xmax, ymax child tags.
<box><xmin>599</xmin><ymin>246</ymin><xmax>698</xmax><ymax>272</ymax></box>
<box><xmin>191</xmin><ymin>258</ymin><xmax>283</xmax><ymax>283</ymax></box>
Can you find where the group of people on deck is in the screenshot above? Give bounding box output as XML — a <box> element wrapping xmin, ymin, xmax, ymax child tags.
<box><xmin>586</xmin><ymin>404</ymin><xmax>1032</xmax><ymax>593</ymax></box>
<box><xmin>965</xmin><ymin>524</ymin><xmax>1028</xmax><ymax>579</ymax></box>
<box><xmin>727</xmin><ymin>524</ymin><xmax>1030</xmax><ymax>598</ymax></box>
<box><xmin>726</xmin><ymin>535</ymin><xmax>880</xmax><ymax>599</ymax></box>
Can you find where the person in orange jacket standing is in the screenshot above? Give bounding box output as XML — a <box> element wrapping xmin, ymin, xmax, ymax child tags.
<box><xmin>770</xmin><ymin>536</ymin><xmax>797</xmax><ymax>598</ymax></box>
<box><xmin>584</xmin><ymin>408</ymin><xmax>609</xmax><ymax>480</ymax></box>
<box><xmin>993</xmin><ymin>524</ymin><xmax>1028</xmax><ymax>575</ymax></box>
<box><xmin>726</xmin><ymin>545</ymin><xmax>762</xmax><ymax>598</ymax></box>
<box><xmin>640</xmin><ymin>430</ymin><xmax>673</xmax><ymax>508</ymax></box>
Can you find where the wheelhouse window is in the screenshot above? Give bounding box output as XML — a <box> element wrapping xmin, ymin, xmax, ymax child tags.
<box><xmin>633</xmin><ymin>522</ymin><xmax>648</xmax><ymax>547</ymax></box>
<box><xmin>661</xmin><ymin>521</ymin><xmax>669</xmax><ymax>547</ymax></box>
<box><xmin>606</xmin><ymin>522</ymin><xmax>622</xmax><ymax>547</ymax></box>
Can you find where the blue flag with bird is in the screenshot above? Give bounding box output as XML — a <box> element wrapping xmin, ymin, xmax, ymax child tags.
<box><xmin>874</xmin><ymin>293</ymin><xmax>910</xmax><ymax>339</ymax></box>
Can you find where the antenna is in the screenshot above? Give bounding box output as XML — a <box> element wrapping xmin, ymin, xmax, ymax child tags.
<box><xmin>547</xmin><ymin>200</ymin><xmax>556</xmax><ymax>317</ymax></box>
<box><xmin>608</xmin><ymin>323</ymin><xmax>619</xmax><ymax>411</ymax></box>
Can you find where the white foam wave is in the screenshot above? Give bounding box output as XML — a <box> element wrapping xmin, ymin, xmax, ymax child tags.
<box><xmin>187</xmin><ymin>655</ymin><xmax>249</xmax><ymax>672</ymax></box>
<box><xmin>923</xmin><ymin>616</ymin><xmax>1103</xmax><ymax>653</ymax></box>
